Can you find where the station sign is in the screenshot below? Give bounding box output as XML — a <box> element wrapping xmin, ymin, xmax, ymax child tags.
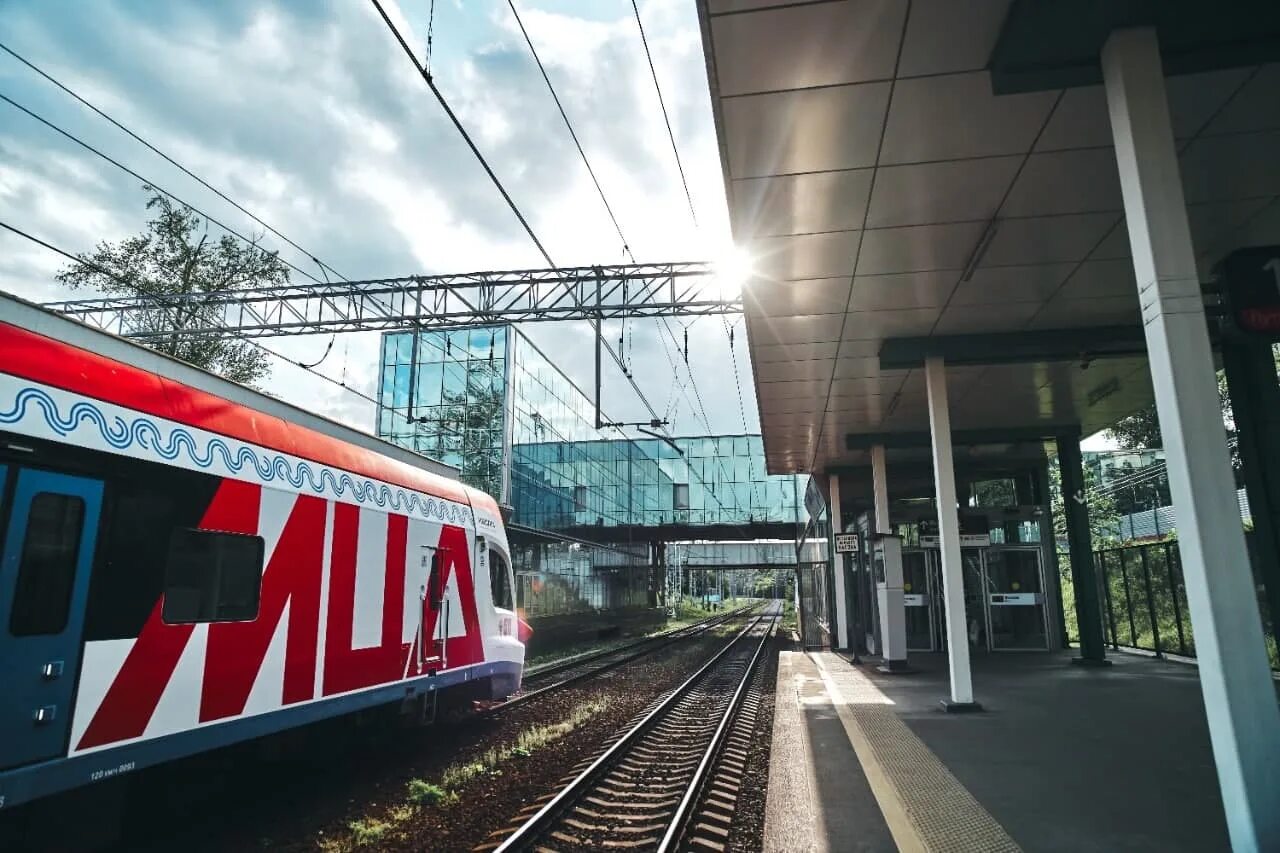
<box><xmin>918</xmin><ymin>514</ymin><xmax>991</xmax><ymax>548</ymax></box>
<box><xmin>804</xmin><ymin>477</ymin><xmax>826</xmax><ymax>522</ymax></box>
<box><xmin>834</xmin><ymin>533</ymin><xmax>859</xmax><ymax>553</ymax></box>
<box><xmin>1222</xmin><ymin>246</ymin><xmax>1280</xmax><ymax>340</ymax></box>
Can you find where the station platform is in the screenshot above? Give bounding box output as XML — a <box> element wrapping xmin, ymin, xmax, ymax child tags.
<box><xmin>764</xmin><ymin>647</ymin><xmax>1231</xmax><ymax>852</ymax></box>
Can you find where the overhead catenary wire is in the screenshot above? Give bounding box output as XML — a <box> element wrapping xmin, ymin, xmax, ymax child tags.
<box><xmin>0</xmin><ymin>41</ymin><xmax>350</xmax><ymax>285</ymax></box>
<box><xmin>0</xmin><ymin>219</ymin><xmax>383</xmax><ymax>408</ymax></box>
<box><xmin>0</xmin><ymin>40</ymin><xmax>496</xmax><ymax>369</ymax></box>
<box><xmin>624</xmin><ymin>2</ymin><xmax>748</xmax><ymax>446</ymax></box>
<box><xmin>0</xmin><ymin>91</ymin><xmax>330</xmax><ymax>289</ymax></box>
<box><xmin>630</xmin><ymin>0</ymin><xmax>696</xmax><ymax>228</ymax></box>
<box><xmin>368</xmin><ymin>0</ymin><xmax>662</xmax><ymax>425</ymax></box>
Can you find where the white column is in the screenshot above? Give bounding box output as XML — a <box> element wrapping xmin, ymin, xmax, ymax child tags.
<box><xmin>1103</xmin><ymin>28</ymin><xmax>1280</xmax><ymax>851</ymax></box>
<box><xmin>871</xmin><ymin>444</ymin><xmax>891</xmax><ymax>533</ymax></box>
<box><xmin>828</xmin><ymin>472</ymin><xmax>849</xmax><ymax>649</ymax></box>
<box><xmin>924</xmin><ymin>357</ymin><xmax>975</xmax><ymax>706</ymax></box>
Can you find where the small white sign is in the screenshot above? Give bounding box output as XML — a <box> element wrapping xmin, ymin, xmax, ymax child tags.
<box><xmin>920</xmin><ymin>533</ymin><xmax>990</xmax><ymax>548</ymax></box>
<box><xmin>834</xmin><ymin>533</ymin><xmax>859</xmax><ymax>553</ymax></box>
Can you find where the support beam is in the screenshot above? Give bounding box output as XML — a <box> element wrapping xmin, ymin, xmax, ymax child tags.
<box><xmin>42</xmin><ymin>262</ymin><xmax>734</xmax><ymax>338</ymax></box>
<box><xmin>924</xmin><ymin>357</ymin><xmax>978</xmax><ymax>710</ymax></box>
<box><xmin>1056</xmin><ymin>434</ymin><xmax>1108</xmax><ymax>665</ymax></box>
<box><xmin>827</xmin><ymin>472</ymin><xmax>849</xmax><ymax>650</ymax></box>
<box><xmin>846</xmin><ymin>425</ymin><xmax>1075</xmax><ymax>451</ymax></box>
<box><xmin>879</xmin><ymin>326</ymin><xmax>1148</xmax><ymax>370</ymax></box>
<box><xmin>870</xmin><ymin>444</ymin><xmax>891</xmax><ymax>534</ymax></box>
<box><xmin>1104</xmin><ymin>28</ymin><xmax>1280</xmax><ymax>851</ymax></box>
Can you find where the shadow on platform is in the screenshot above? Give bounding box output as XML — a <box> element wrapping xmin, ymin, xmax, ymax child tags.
<box><xmin>765</xmin><ymin>648</ymin><xmax>1231</xmax><ymax>852</ymax></box>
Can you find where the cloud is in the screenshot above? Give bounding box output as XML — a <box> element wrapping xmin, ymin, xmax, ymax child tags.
<box><xmin>0</xmin><ymin>0</ymin><xmax>758</xmax><ymax>444</ymax></box>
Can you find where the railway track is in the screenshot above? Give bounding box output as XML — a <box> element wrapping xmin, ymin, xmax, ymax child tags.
<box><xmin>489</xmin><ymin>604</ymin><xmax>763</xmax><ymax>714</ymax></box>
<box><xmin>480</xmin><ymin>603</ymin><xmax>779</xmax><ymax>852</ymax></box>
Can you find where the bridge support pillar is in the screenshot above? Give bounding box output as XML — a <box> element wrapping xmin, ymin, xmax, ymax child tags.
<box><xmin>1104</xmin><ymin>27</ymin><xmax>1280</xmax><ymax>850</ymax></box>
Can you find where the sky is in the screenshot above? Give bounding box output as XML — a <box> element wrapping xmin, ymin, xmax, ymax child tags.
<box><xmin>0</xmin><ymin>0</ymin><xmax>756</xmax><ymax>440</ymax></box>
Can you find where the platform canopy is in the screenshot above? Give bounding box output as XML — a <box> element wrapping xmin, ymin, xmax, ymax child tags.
<box><xmin>697</xmin><ymin>0</ymin><xmax>1280</xmax><ymax>473</ymax></box>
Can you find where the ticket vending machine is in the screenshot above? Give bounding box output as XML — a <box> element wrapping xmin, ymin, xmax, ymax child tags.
<box><xmin>872</xmin><ymin>534</ymin><xmax>910</xmax><ymax>672</ymax></box>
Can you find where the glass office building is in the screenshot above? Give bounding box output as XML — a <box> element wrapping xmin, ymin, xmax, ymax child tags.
<box><xmin>377</xmin><ymin>325</ymin><xmax>807</xmax><ymax>534</ymax></box>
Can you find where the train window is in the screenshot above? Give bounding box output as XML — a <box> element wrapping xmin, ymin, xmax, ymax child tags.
<box><xmin>161</xmin><ymin>529</ymin><xmax>265</xmax><ymax>623</ymax></box>
<box><xmin>489</xmin><ymin>549</ymin><xmax>513</xmax><ymax>610</ymax></box>
<box><xmin>10</xmin><ymin>493</ymin><xmax>85</xmax><ymax>636</ymax></box>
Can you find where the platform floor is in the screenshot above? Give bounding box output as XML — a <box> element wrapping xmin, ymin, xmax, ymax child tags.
<box><xmin>763</xmin><ymin>648</ymin><xmax>1232</xmax><ymax>852</ymax></box>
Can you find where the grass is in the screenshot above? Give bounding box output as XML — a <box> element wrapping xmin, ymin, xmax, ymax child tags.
<box><xmin>406</xmin><ymin>779</ymin><xmax>455</xmax><ymax>807</ymax></box>
<box><xmin>317</xmin><ymin>698</ymin><xmax>610</xmax><ymax>851</ymax></box>
<box><xmin>346</xmin><ymin>818</ymin><xmax>391</xmax><ymax>847</ymax></box>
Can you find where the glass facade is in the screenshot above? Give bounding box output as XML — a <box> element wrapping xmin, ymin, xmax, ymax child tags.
<box><xmin>379</xmin><ymin>326</ymin><xmax>507</xmax><ymax>499</ymax></box>
<box><xmin>376</xmin><ymin>325</ymin><xmax>807</xmax><ymax>534</ymax></box>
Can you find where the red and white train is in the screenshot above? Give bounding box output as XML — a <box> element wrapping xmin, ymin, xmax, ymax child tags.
<box><xmin>0</xmin><ymin>292</ymin><xmax>526</xmax><ymax>810</ymax></box>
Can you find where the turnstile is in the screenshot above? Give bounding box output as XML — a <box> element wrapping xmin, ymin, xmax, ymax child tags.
<box><xmin>902</xmin><ymin>549</ymin><xmax>934</xmax><ymax>651</ymax></box>
<box><xmin>900</xmin><ymin>545</ymin><xmax>1050</xmax><ymax>652</ymax></box>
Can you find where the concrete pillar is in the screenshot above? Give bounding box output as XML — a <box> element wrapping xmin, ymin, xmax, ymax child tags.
<box><xmin>871</xmin><ymin>444</ymin><xmax>891</xmax><ymax>533</ymax></box>
<box><xmin>1103</xmin><ymin>28</ymin><xmax>1280</xmax><ymax>850</ymax></box>
<box><xmin>1057</xmin><ymin>434</ymin><xmax>1108</xmax><ymax>664</ymax></box>
<box><xmin>924</xmin><ymin>357</ymin><xmax>978</xmax><ymax>710</ymax></box>
<box><xmin>827</xmin><ymin>472</ymin><xmax>849</xmax><ymax>649</ymax></box>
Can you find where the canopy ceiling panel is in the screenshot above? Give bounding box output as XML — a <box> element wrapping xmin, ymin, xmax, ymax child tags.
<box><xmin>698</xmin><ymin>0</ymin><xmax>1280</xmax><ymax>474</ymax></box>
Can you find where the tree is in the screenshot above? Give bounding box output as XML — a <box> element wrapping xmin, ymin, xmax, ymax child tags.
<box><xmin>57</xmin><ymin>187</ymin><xmax>285</xmax><ymax>386</ymax></box>
<box><xmin>1109</xmin><ymin>347</ymin><xmax>1280</xmax><ymax>463</ymax></box>
<box><xmin>1048</xmin><ymin>455</ymin><xmax>1119</xmax><ymax>548</ymax></box>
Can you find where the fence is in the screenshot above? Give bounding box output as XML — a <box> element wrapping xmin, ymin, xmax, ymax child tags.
<box><xmin>1090</xmin><ymin>541</ymin><xmax>1277</xmax><ymax>670</ymax></box>
<box><xmin>515</xmin><ymin>569</ymin><xmax>650</xmax><ymax>619</ymax></box>
<box><xmin>796</xmin><ymin>561</ymin><xmax>831</xmax><ymax>650</ymax></box>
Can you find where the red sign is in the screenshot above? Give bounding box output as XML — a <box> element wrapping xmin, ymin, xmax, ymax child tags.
<box><xmin>1222</xmin><ymin>248</ymin><xmax>1280</xmax><ymax>342</ymax></box>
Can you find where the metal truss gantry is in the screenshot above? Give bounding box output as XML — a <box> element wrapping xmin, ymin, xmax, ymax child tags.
<box><xmin>42</xmin><ymin>261</ymin><xmax>739</xmax><ymax>339</ymax></box>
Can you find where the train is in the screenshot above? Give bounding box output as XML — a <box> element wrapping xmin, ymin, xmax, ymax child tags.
<box><xmin>0</xmin><ymin>291</ymin><xmax>526</xmax><ymax>810</ymax></box>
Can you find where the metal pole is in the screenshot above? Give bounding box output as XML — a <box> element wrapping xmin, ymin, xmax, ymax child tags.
<box><xmin>1100</xmin><ymin>552</ymin><xmax>1120</xmax><ymax>650</ymax></box>
<box><xmin>1139</xmin><ymin>546</ymin><xmax>1162</xmax><ymax>656</ymax></box>
<box><xmin>1117</xmin><ymin>548</ymin><xmax>1138</xmax><ymax>648</ymax></box>
<box><xmin>1163</xmin><ymin>540</ymin><xmax>1188</xmax><ymax>656</ymax></box>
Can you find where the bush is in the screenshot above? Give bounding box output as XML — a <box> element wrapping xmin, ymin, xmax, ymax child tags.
<box><xmin>406</xmin><ymin>779</ymin><xmax>454</xmax><ymax>807</ymax></box>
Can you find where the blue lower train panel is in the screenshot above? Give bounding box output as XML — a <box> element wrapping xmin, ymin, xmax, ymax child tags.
<box><xmin>0</xmin><ymin>660</ymin><xmax>521</xmax><ymax>811</ymax></box>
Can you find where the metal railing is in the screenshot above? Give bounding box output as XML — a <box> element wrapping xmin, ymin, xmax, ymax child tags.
<box><xmin>1090</xmin><ymin>541</ymin><xmax>1278</xmax><ymax>670</ymax></box>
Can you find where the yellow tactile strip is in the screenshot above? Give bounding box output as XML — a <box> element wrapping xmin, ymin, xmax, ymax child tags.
<box><xmin>812</xmin><ymin>653</ymin><xmax>1022</xmax><ymax>853</ymax></box>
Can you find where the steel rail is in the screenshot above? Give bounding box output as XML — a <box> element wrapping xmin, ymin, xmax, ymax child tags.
<box><xmin>521</xmin><ymin>603</ymin><xmax>756</xmax><ymax>680</ymax></box>
<box><xmin>657</xmin><ymin>609</ymin><xmax>776</xmax><ymax>852</ymax></box>
<box><xmin>488</xmin><ymin>604</ymin><xmax>760</xmax><ymax>715</ymax></box>
<box><xmin>492</xmin><ymin>607</ymin><xmax>775</xmax><ymax>852</ymax></box>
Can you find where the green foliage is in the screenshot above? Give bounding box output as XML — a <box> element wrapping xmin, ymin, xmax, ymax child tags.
<box><xmin>56</xmin><ymin>187</ymin><xmax>286</xmax><ymax>386</ymax></box>
<box><xmin>405</xmin><ymin>779</ymin><xmax>453</xmax><ymax>806</ymax></box>
<box><xmin>346</xmin><ymin>818</ymin><xmax>391</xmax><ymax>847</ymax></box>
<box><xmin>1109</xmin><ymin>349</ymin><xmax>1279</xmax><ymax>466</ymax></box>
<box><xmin>1048</xmin><ymin>454</ymin><xmax>1120</xmax><ymax>549</ymax></box>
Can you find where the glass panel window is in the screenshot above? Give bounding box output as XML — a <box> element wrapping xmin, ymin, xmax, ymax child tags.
<box><xmin>489</xmin><ymin>549</ymin><xmax>513</xmax><ymax>610</ymax></box>
<box><xmin>9</xmin><ymin>493</ymin><xmax>85</xmax><ymax>636</ymax></box>
<box><xmin>674</xmin><ymin>483</ymin><xmax>690</xmax><ymax>510</ymax></box>
<box><xmin>162</xmin><ymin>529</ymin><xmax>265</xmax><ymax>624</ymax></box>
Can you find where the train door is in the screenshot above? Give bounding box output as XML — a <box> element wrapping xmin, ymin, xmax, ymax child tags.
<box><xmin>0</xmin><ymin>468</ymin><xmax>103</xmax><ymax>768</ymax></box>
